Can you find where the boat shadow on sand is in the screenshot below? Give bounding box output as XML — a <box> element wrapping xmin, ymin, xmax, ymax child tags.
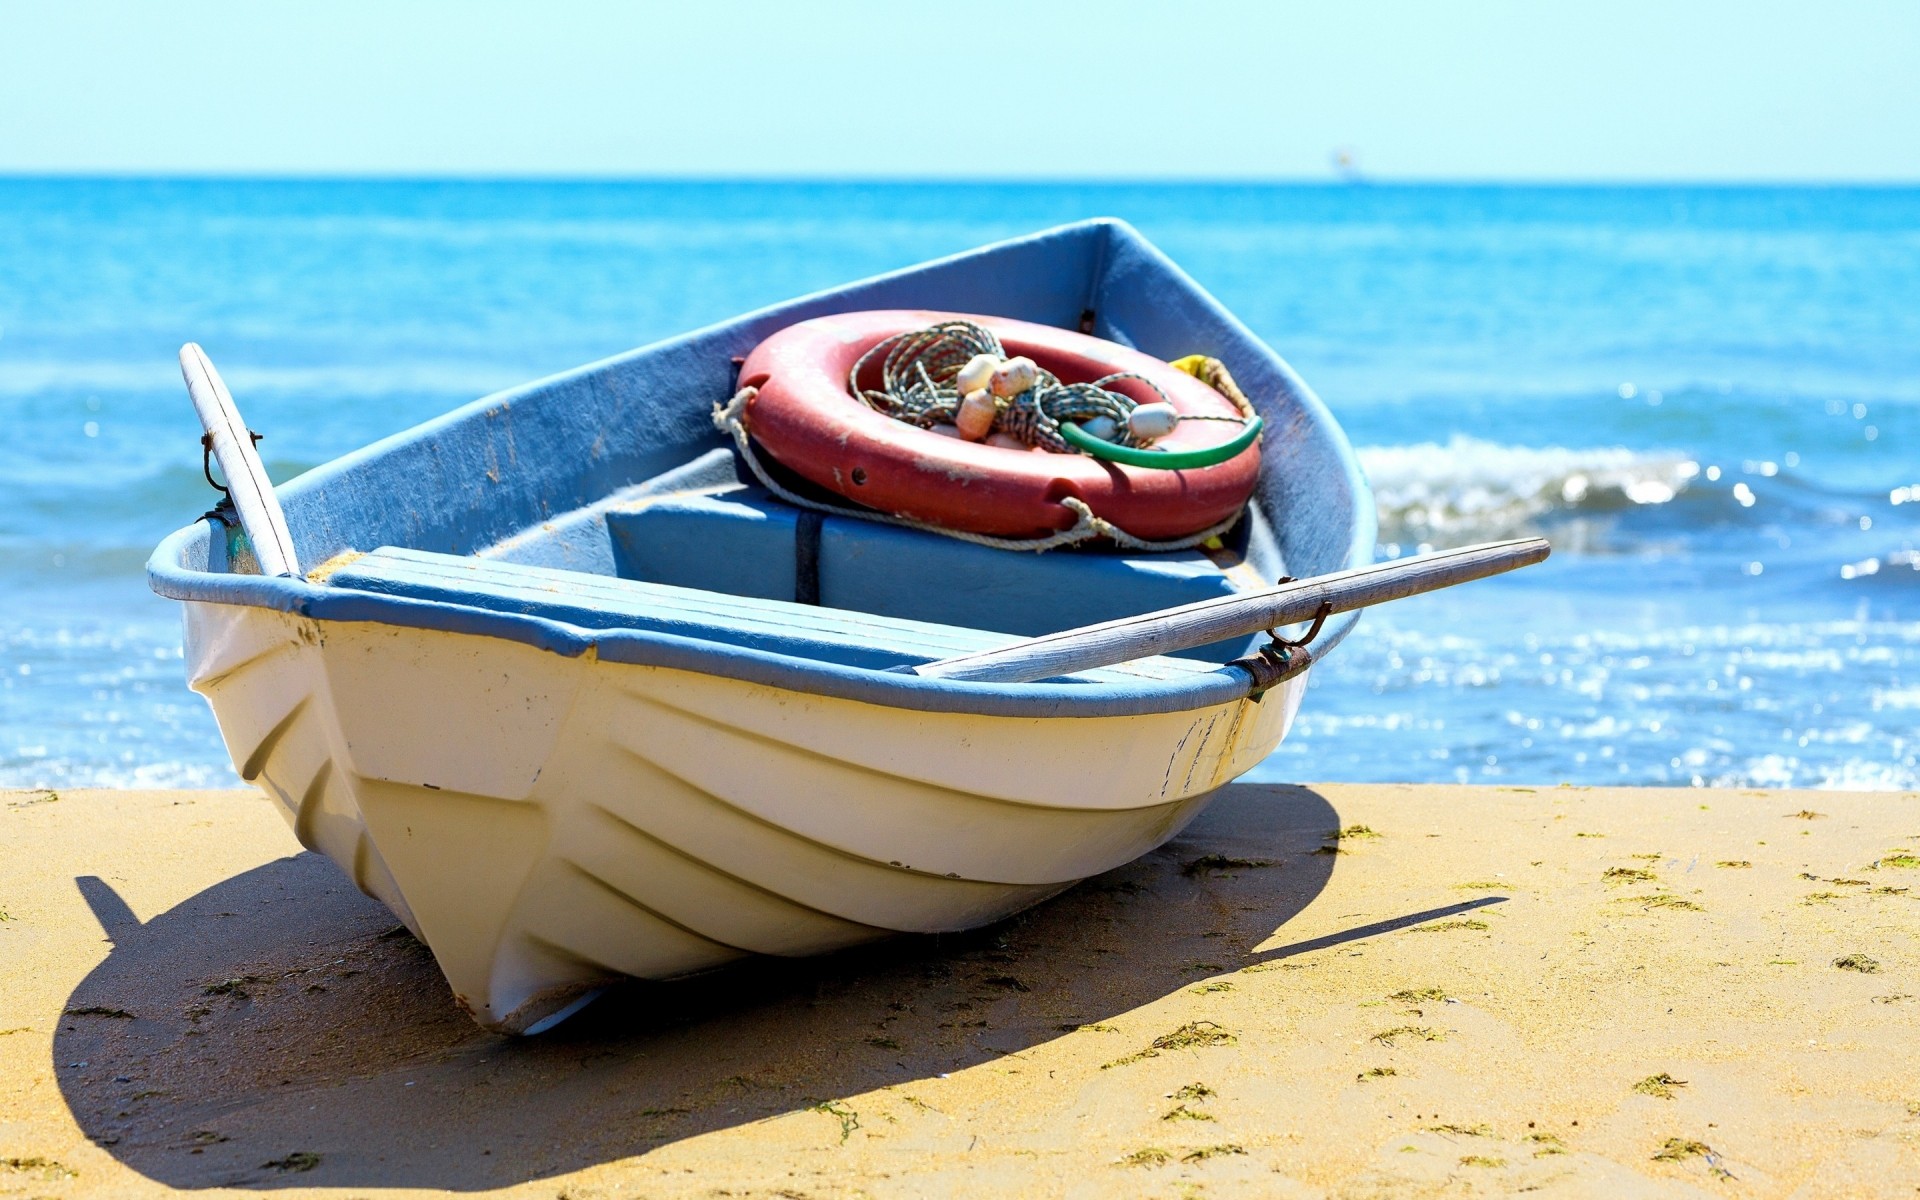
<box><xmin>55</xmin><ymin>782</ymin><xmax>1499</xmax><ymax>1191</ymax></box>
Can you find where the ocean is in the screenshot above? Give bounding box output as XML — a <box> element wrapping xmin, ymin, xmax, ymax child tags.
<box><xmin>1</xmin><ymin>180</ymin><xmax>1915</xmax><ymax>790</ymax></box>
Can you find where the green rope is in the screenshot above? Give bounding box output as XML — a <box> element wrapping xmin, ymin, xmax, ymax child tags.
<box><xmin>847</xmin><ymin>319</ymin><xmax>1253</xmax><ymax>466</ymax></box>
<box><xmin>1058</xmin><ymin>413</ymin><xmax>1265</xmax><ymax>468</ymax></box>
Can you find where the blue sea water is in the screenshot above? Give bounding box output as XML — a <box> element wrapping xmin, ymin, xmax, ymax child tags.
<box><xmin>1</xmin><ymin>180</ymin><xmax>1916</xmax><ymax>790</ymax></box>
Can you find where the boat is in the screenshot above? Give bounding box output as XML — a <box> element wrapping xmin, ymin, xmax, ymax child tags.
<box><xmin>148</xmin><ymin>219</ymin><xmax>1545</xmax><ymax>1034</ymax></box>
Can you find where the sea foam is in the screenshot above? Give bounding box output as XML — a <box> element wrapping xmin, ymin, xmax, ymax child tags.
<box><xmin>1359</xmin><ymin>437</ymin><xmax>1698</xmax><ymax>545</ymax></box>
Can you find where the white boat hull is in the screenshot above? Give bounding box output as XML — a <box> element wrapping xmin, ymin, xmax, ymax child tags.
<box><xmin>184</xmin><ymin>599</ymin><xmax>1305</xmax><ymax>1033</ymax></box>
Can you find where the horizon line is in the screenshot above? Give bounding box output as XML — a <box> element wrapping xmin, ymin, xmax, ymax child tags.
<box><xmin>3</xmin><ymin>172</ymin><xmax>1919</xmax><ymax>190</ymax></box>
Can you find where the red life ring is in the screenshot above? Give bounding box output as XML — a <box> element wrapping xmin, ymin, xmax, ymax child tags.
<box><xmin>736</xmin><ymin>310</ymin><xmax>1262</xmax><ymax>541</ymax></box>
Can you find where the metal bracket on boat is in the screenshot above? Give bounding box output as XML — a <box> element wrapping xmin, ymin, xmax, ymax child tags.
<box><xmin>1229</xmin><ymin>594</ymin><xmax>1331</xmax><ymax>701</ymax></box>
<box><xmin>200</xmin><ymin>430</ymin><xmax>262</xmax><ymax>498</ymax></box>
<box><xmin>179</xmin><ymin>343</ymin><xmax>302</xmax><ymax>577</ymax></box>
<box><xmin>199</xmin><ymin>494</ymin><xmax>237</xmax><ymax>529</ymax></box>
<box><xmin>198</xmin><ymin>431</ymin><xmax>261</xmax><ymax>528</ymax></box>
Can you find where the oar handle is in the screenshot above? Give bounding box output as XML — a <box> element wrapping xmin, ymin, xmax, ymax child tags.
<box><xmin>911</xmin><ymin>537</ymin><xmax>1550</xmax><ymax>685</ymax></box>
<box><xmin>180</xmin><ymin>343</ymin><xmax>301</xmax><ymax>577</ymax></box>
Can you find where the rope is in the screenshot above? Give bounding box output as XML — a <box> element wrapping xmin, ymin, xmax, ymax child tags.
<box><xmin>712</xmin><ymin>387</ymin><xmax>1241</xmax><ymax>554</ymax></box>
<box><xmin>848</xmin><ymin>319</ymin><xmax>1170</xmax><ymax>453</ymax></box>
<box><xmin>1170</xmin><ymin>354</ymin><xmax>1259</xmax><ymax>420</ymax></box>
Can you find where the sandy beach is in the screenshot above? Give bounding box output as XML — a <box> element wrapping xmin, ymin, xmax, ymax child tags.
<box><xmin>6</xmin><ymin>5</ymin><xmax>1916</xmax><ymax>1198</ymax></box>
<box><xmin>3</xmin><ymin>781</ymin><xmax>1917</xmax><ymax>1198</ymax></box>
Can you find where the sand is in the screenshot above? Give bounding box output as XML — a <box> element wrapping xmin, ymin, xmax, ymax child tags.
<box><xmin>2</xmin><ymin>782</ymin><xmax>1917</xmax><ymax>1198</ymax></box>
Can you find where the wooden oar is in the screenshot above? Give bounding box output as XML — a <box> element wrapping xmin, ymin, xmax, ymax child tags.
<box><xmin>179</xmin><ymin>343</ymin><xmax>301</xmax><ymax>577</ymax></box>
<box><xmin>912</xmin><ymin>537</ymin><xmax>1550</xmax><ymax>684</ymax></box>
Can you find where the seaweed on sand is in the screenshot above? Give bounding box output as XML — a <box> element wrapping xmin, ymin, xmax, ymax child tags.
<box><xmin>1181</xmin><ymin>854</ymin><xmax>1275</xmax><ymax>877</ymax></box>
<box><xmin>1604</xmin><ymin>866</ymin><xmax>1657</xmax><ymax>885</ymax></box>
<box><xmin>1652</xmin><ymin>1137</ymin><xmax>1710</xmax><ymax>1162</ymax></box>
<box><xmin>1633</xmin><ymin>894</ymin><xmax>1704</xmax><ymax>911</ymax></box>
<box><xmin>1102</xmin><ymin>1021</ymin><xmax>1237</xmax><ymax>1069</ymax></box>
<box><xmin>1633</xmin><ymin>1073</ymin><xmax>1688</xmax><ymax>1099</ymax></box>
<box><xmin>809</xmin><ymin>1100</ymin><xmax>862</xmax><ymax>1143</ymax></box>
<box><xmin>1371</xmin><ymin>1026</ymin><xmax>1442</xmax><ymax>1047</ymax></box>
<box><xmin>1116</xmin><ymin>1147</ymin><xmax>1171</xmax><ymax>1168</ymax></box>
<box><xmin>1181</xmin><ymin>1144</ymin><xmax>1246</xmax><ymax>1162</ymax></box>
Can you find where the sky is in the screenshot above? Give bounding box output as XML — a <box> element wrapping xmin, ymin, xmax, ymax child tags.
<box><xmin>4</xmin><ymin>0</ymin><xmax>1918</xmax><ymax>181</ymax></box>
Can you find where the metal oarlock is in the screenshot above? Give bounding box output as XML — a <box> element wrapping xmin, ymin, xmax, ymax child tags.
<box><xmin>1231</xmin><ymin>601</ymin><xmax>1332</xmax><ymax>699</ymax></box>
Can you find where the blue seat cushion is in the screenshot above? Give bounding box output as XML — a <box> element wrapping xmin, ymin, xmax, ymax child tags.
<box><xmin>325</xmin><ymin>546</ymin><xmax>1225</xmax><ymax>683</ymax></box>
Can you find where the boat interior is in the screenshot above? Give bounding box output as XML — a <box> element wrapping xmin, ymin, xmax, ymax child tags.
<box><xmin>319</xmin><ymin>445</ymin><xmax>1289</xmax><ymax>674</ymax></box>
<box><xmin>158</xmin><ymin>220</ymin><xmax>1374</xmax><ymax>686</ymax></box>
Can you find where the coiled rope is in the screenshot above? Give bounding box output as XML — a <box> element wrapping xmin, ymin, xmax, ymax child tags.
<box><xmin>850</xmin><ymin>320</ymin><xmax>1168</xmax><ymax>453</ymax></box>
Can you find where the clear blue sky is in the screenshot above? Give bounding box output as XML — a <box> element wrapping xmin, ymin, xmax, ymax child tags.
<box><xmin>5</xmin><ymin>0</ymin><xmax>1918</xmax><ymax>180</ymax></box>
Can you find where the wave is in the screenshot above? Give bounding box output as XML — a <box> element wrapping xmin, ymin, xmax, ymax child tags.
<box><xmin>1</xmin><ymin>457</ymin><xmax>318</xmax><ymax>528</ymax></box>
<box><xmin>1360</xmin><ymin>437</ymin><xmax>1703</xmax><ymax>545</ymax></box>
<box><xmin>1359</xmin><ymin>436</ymin><xmax>1910</xmax><ymax>550</ymax></box>
<box><xmin>0</xmin><ymin>359</ymin><xmax>529</xmax><ymax>398</ymax></box>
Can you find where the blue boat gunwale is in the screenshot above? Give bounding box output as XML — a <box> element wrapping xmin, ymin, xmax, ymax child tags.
<box><xmin>148</xmin><ymin>218</ymin><xmax>1376</xmax><ymax>720</ymax></box>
